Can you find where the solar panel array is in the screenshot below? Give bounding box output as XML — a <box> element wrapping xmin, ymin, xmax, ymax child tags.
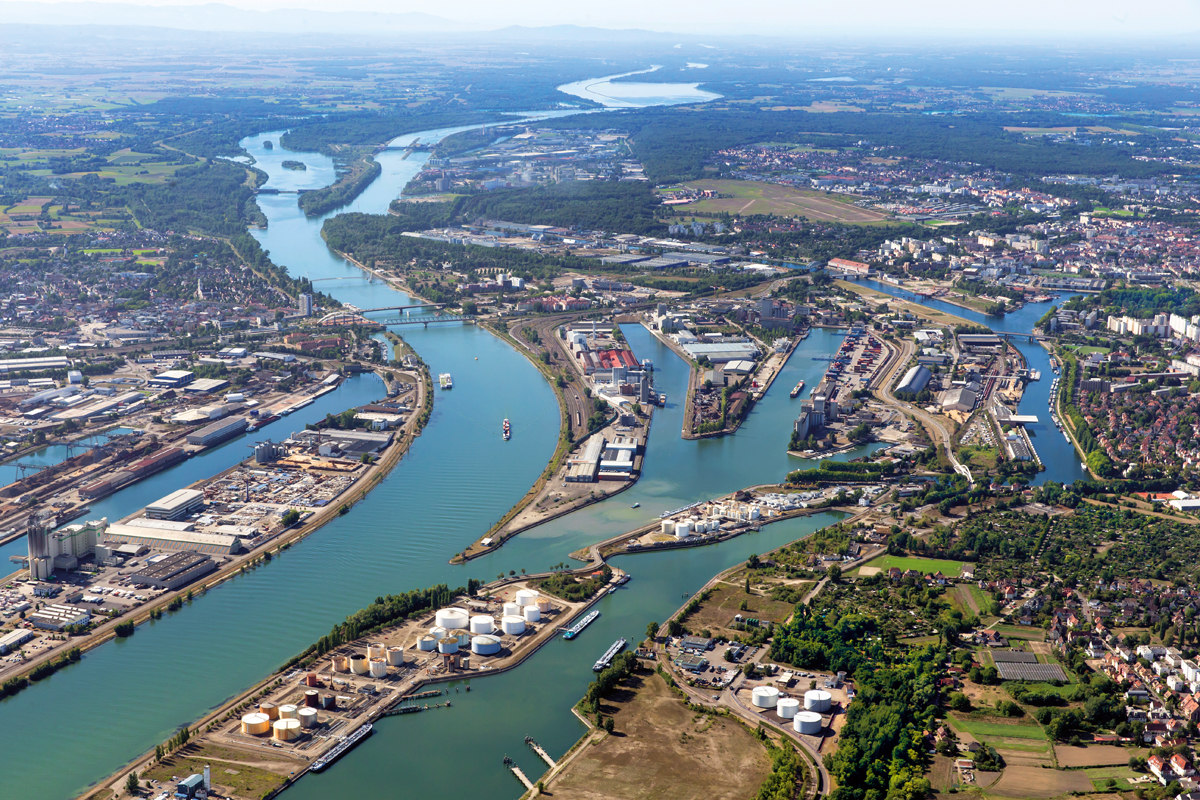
<box><xmin>995</xmin><ymin>662</ymin><xmax>1068</xmax><ymax>682</ymax></box>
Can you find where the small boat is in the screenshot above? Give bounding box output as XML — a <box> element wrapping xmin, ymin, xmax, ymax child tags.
<box><xmin>607</xmin><ymin>587</ymin><xmax>617</xmax><ymax>595</ymax></box>
<box><xmin>503</xmin><ymin>418</ymin><xmax>511</xmax><ymax>440</ymax></box>
<box><xmin>630</xmin><ymin>502</ymin><xmax>640</xmax><ymax>509</ymax></box>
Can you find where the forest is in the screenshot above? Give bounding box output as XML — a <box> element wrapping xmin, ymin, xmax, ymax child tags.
<box><xmin>297</xmin><ymin>155</ymin><xmax>382</xmax><ymax>217</ymax></box>
<box><xmin>455</xmin><ymin>181</ymin><xmax>666</xmax><ymax>235</ymax></box>
<box><xmin>279</xmin><ymin>110</ymin><xmax>500</xmax><ymax>155</ymax></box>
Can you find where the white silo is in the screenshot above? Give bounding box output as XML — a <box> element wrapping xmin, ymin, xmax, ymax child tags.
<box><xmin>751</xmin><ymin>686</ymin><xmax>780</xmax><ymax>708</ymax></box>
<box><xmin>241</xmin><ymin>713</ymin><xmax>270</xmax><ymax>736</ymax></box>
<box><xmin>369</xmin><ymin>658</ymin><xmax>387</xmax><ymax>678</ymax></box>
<box><xmin>794</xmin><ymin>711</ymin><xmax>822</xmax><ymax>735</ymax></box>
<box><xmin>674</xmin><ymin>521</ymin><xmax>692</xmax><ymax>538</ymax></box>
<box><xmin>470</xmin><ymin>615</ymin><xmax>495</xmax><ymax>634</ymax></box>
<box><xmin>471</xmin><ymin>634</ymin><xmax>502</xmax><ymax>655</ymax></box>
<box><xmin>435</xmin><ymin>607</ymin><xmax>470</xmax><ymax>629</ymax></box>
<box><xmin>348</xmin><ymin>654</ymin><xmax>368</xmax><ymax>675</ymax></box>
<box><xmin>386</xmin><ymin>646</ymin><xmax>405</xmax><ymax>666</ymax></box>
<box><xmin>804</xmin><ymin>690</ymin><xmax>832</xmax><ymax>712</ymax></box>
<box><xmin>661</xmin><ymin>520</ymin><xmax>675</xmax><ymax>535</ymax></box>
<box><xmin>367</xmin><ymin>642</ymin><xmax>385</xmax><ymax>660</ymax></box>
<box><xmin>278</xmin><ymin>704</ymin><xmax>299</xmax><ymax>720</ymax></box>
<box><xmin>749</xmin><ymin>507</ymin><xmax>761</xmax><ymax>520</ymax></box>
<box><xmin>777</xmin><ymin>698</ymin><xmax>800</xmax><ymax>719</ymax></box>
<box><xmin>298</xmin><ymin>707</ymin><xmax>318</xmax><ymax>728</ymax></box>
<box><xmin>417</xmin><ymin>635</ymin><xmax>437</xmax><ymax>651</ymax></box>
<box><xmin>429</xmin><ymin>625</ymin><xmax>449</xmax><ymax>640</ymax></box>
<box><xmin>523</xmin><ymin>605</ymin><xmax>541</xmax><ymax>622</ymax></box>
<box><xmin>273</xmin><ymin>718</ymin><xmax>301</xmax><ymax>741</ymax></box>
<box><xmin>437</xmin><ymin>637</ymin><xmax>459</xmax><ymax>654</ymax></box>
<box><xmin>502</xmin><ymin>602</ymin><xmax>521</xmax><ymax>617</ymax></box>
<box><xmin>515</xmin><ymin>589</ymin><xmax>539</xmax><ymax>607</ymax></box>
<box><xmin>501</xmin><ymin>615</ymin><xmax>526</xmax><ymax>635</ymax></box>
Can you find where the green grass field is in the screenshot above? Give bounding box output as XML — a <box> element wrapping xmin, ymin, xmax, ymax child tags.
<box><xmin>855</xmin><ymin>555</ymin><xmax>965</xmax><ymax>577</ymax></box>
<box><xmin>680</xmin><ymin>179</ymin><xmax>891</xmax><ymax>224</ymax></box>
<box><xmin>948</xmin><ymin>716</ymin><xmax>1048</xmax><ymax>741</ymax></box>
<box><xmin>1073</xmin><ymin>346</ymin><xmax>1111</xmax><ymax>355</ymax></box>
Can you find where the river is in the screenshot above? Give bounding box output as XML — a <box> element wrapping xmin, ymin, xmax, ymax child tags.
<box><xmin>1</xmin><ymin>95</ymin><xmax>1073</xmax><ymax>799</ymax></box>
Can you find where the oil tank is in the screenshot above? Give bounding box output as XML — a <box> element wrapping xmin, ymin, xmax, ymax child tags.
<box><xmin>674</xmin><ymin>521</ymin><xmax>692</xmax><ymax>538</ymax></box>
<box><xmin>502</xmin><ymin>602</ymin><xmax>521</xmax><ymax>617</ymax></box>
<box><xmin>273</xmin><ymin>718</ymin><xmax>301</xmax><ymax>741</ymax></box>
<box><xmin>523</xmin><ymin>605</ymin><xmax>541</xmax><ymax>623</ymax></box>
<box><xmin>515</xmin><ymin>589</ymin><xmax>539</xmax><ymax>607</ymax></box>
<box><xmin>804</xmin><ymin>690</ymin><xmax>832</xmax><ymax>712</ymax></box>
<box><xmin>749</xmin><ymin>507</ymin><xmax>761</xmax><ymax>520</ymax></box>
<box><xmin>259</xmin><ymin>702</ymin><xmax>279</xmax><ymax>720</ymax></box>
<box><xmin>470</xmin><ymin>615</ymin><xmax>495</xmax><ymax>634</ymax></box>
<box><xmin>304</xmin><ymin>690</ymin><xmax>320</xmax><ymax>708</ymax></box>
<box><xmin>298</xmin><ymin>707</ymin><xmax>318</xmax><ymax>728</ymax></box>
<box><xmin>777</xmin><ymin>698</ymin><xmax>801</xmax><ymax>719</ymax></box>
<box><xmin>437</xmin><ymin>637</ymin><xmax>459</xmax><ymax>654</ymax></box>
<box><xmin>471</xmin><ymin>634</ymin><xmax>502</xmax><ymax>655</ymax></box>
<box><xmin>241</xmin><ymin>713</ymin><xmax>270</xmax><ymax>736</ymax></box>
<box><xmin>454</xmin><ymin>630</ymin><xmax>470</xmax><ymax>646</ymax></box>
<box><xmin>304</xmin><ymin>672</ymin><xmax>319</xmax><ymax>687</ymax></box>
<box><xmin>367</xmin><ymin>642</ymin><xmax>385</xmax><ymax>660</ymax></box>
<box><xmin>661</xmin><ymin>520</ymin><xmax>674</xmax><ymax>535</ymax></box>
<box><xmin>321</xmin><ymin>694</ymin><xmax>336</xmax><ymax>709</ymax></box>
<box><xmin>751</xmin><ymin>686</ymin><xmax>780</xmax><ymax>708</ymax></box>
<box><xmin>369</xmin><ymin>658</ymin><xmax>387</xmax><ymax>678</ymax></box>
<box><xmin>417</xmin><ymin>635</ymin><xmax>437</xmax><ymax>651</ymax></box>
<box><xmin>332</xmin><ymin>655</ymin><xmax>348</xmax><ymax>673</ymax></box>
<box><xmin>348</xmin><ymin>654</ymin><xmax>368</xmax><ymax>675</ymax></box>
<box><xmin>435</xmin><ymin>607</ymin><xmax>470</xmax><ymax>629</ymax></box>
<box><xmin>386</xmin><ymin>646</ymin><xmax>405</xmax><ymax>666</ymax></box>
<box><xmin>501</xmin><ymin>615</ymin><xmax>526</xmax><ymax>635</ymax></box>
<box><xmin>794</xmin><ymin>711</ymin><xmax>822</xmax><ymax>735</ymax></box>
<box><xmin>536</xmin><ymin>598</ymin><xmax>552</xmax><ymax>612</ymax></box>
<box><xmin>429</xmin><ymin>625</ymin><xmax>449</xmax><ymax>640</ymax></box>
<box><xmin>278</xmin><ymin>704</ymin><xmax>299</xmax><ymax>720</ymax></box>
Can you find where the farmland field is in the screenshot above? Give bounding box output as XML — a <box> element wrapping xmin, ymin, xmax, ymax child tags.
<box><xmin>680</xmin><ymin>179</ymin><xmax>891</xmax><ymax>223</ymax></box>
<box><xmin>985</xmin><ymin>765</ymin><xmax>1093</xmax><ymax>798</ymax></box>
<box><xmin>948</xmin><ymin>715</ymin><xmax>1047</xmax><ymax>741</ymax></box>
<box><xmin>1055</xmin><ymin>744</ymin><xmax>1148</xmax><ymax>767</ymax></box>
<box><xmin>851</xmin><ymin>554</ymin><xmax>965</xmax><ymax>577</ymax></box>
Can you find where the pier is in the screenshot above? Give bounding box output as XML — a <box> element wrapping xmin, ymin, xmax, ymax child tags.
<box><xmin>504</xmin><ymin>756</ymin><xmax>535</xmax><ymax>791</ymax></box>
<box><xmin>526</xmin><ymin>736</ymin><xmax>557</xmax><ymax>768</ymax></box>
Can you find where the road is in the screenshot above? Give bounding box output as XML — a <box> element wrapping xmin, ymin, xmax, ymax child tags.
<box><xmin>875</xmin><ymin>338</ymin><xmax>973</xmax><ymax>485</ymax></box>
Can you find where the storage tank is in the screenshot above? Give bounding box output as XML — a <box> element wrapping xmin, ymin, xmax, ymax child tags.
<box><xmin>515</xmin><ymin>589</ymin><xmax>539</xmax><ymax>607</ymax></box>
<box><xmin>523</xmin><ymin>605</ymin><xmax>541</xmax><ymax>623</ymax></box>
<box><xmin>661</xmin><ymin>520</ymin><xmax>675</xmax><ymax>535</ymax></box>
<box><xmin>437</xmin><ymin>637</ymin><xmax>459</xmax><ymax>654</ymax></box>
<box><xmin>369</xmin><ymin>658</ymin><xmax>387</xmax><ymax>678</ymax></box>
<box><xmin>348</xmin><ymin>654</ymin><xmax>368</xmax><ymax>675</ymax></box>
<box><xmin>273</xmin><ymin>718</ymin><xmax>301</xmax><ymax>741</ymax></box>
<box><xmin>777</xmin><ymin>698</ymin><xmax>801</xmax><ymax>719</ymax></box>
<box><xmin>278</xmin><ymin>704</ymin><xmax>299</xmax><ymax>720</ymax></box>
<box><xmin>501</xmin><ymin>615</ymin><xmax>526</xmax><ymax>635</ymax></box>
<box><xmin>417</xmin><ymin>635</ymin><xmax>437</xmax><ymax>651</ymax></box>
<box><xmin>794</xmin><ymin>711</ymin><xmax>822</xmax><ymax>735</ymax></box>
<box><xmin>298</xmin><ymin>707</ymin><xmax>318</xmax><ymax>728</ymax></box>
<box><xmin>304</xmin><ymin>672</ymin><xmax>319</xmax><ymax>687</ymax></box>
<box><xmin>749</xmin><ymin>507</ymin><xmax>761</xmax><ymax>520</ymax></box>
<box><xmin>804</xmin><ymin>690</ymin><xmax>832</xmax><ymax>712</ymax></box>
<box><xmin>471</xmin><ymin>634</ymin><xmax>502</xmax><ymax>655</ymax></box>
<box><xmin>453</xmin><ymin>630</ymin><xmax>470</xmax><ymax>646</ymax></box>
<box><xmin>674</xmin><ymin>521</ymin><xmax>692</xmax><ymax>538</ymax></box>
<box><xmin>536</xmin><ymin>598</ymin><xmax>552</xmax><ymax>612</ymax></box>
<box><xmin>367</xmin><ymin>642</ymin><xmax>385</xmax><ymax>660</ymax></box>
<box><xmin>259</xmin><ymin>702</ymin><xmax>279</xmax><ymax>720</ymax></box>
<box><xmin>429</xmin><ymin>625</ymin><xmax>449</xmax><ymax>640</ymax></box>
<box><xmin>332</xmin><ymin>655</ymin><xmax>348</xmax><ymax>673</ymax></box>
<box><xmin>470</xmin><ymin>615</ymin><xmax>495</xmax><ymax>634</ymax></box>
<box><xmin>241</xmin><ymin>713</ymin><xmax>270</xmax><ymax>736</ymax></box>
<box><xmin>321</xmin><ymin>694</ymin><xmax>336</xmax><ymax>709</ymax></box>
<box><xmin>304</xmin><ymin>690</ymin><xmax>320</xmax><ymax>708</ymax></box>
<box><xmin>435</xmin><ymin>607</ymin><xmax>470</xmax><ymax>629</ymax></box>
<box><xmin>502</xmin><ymin>602</ymin><xmax>521</xmax><ymax>617</ymax></box>
<box><xmin>752</xmin><ymin>686</ymin><xmax>780</xmax><ymax>708</ymax></box>
<box><xmin>386</xmin><ymin>646</ymin><xmax>405</xmax><ymax>666</ymax></box>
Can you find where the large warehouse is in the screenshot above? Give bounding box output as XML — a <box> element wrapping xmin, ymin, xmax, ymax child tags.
<box><xmin>895</xmin><ymin>365</ymin><xmax>932</xmax><ymax>395</ymax></box>
<box><xmin>186</xmin><ymin>416</ymin><xmax>249</xmax><ymax>447</ymax></box>
<box><xmin>146</xmin><ymin>489</ymin><xmax>205</xmax><ymax>520</ymax></box>
<box><xmin>131</xmin><ymin>551</ymin><xmax>217</xmax><ymax>590</ymax></box>
<box><xmin>100</xmin><ymin>521</ymin><xmax>243</xmax><ymax>556</ymax></box>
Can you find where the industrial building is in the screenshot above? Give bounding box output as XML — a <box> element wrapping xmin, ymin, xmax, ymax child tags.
<box><xmin>183</xmin><ymin>377</ymin><xmax>231</xmax><ymax>394</ymax></box>
<box><xmin>100</xmin><ymin>521</ymin><xmax>244</xmax><ymax>556</ymax></box>
<box><xmin>0</xmin><ymin>356</ymin><xmax>71</xmax><ymax>373</ymax></box>
<box><xmin>186</xmin><ymin>416</ymin><xmax>249</xmax><ymax>447</ymax></box>
<box><xmin>78</xmin><ymin>448</ymin><xmax>188</xmax><ymax>500</ymax></box>
<box><xmin>566</xmin><ymin>434</ymin><xmax>605</xmax><ymax>482</ymax></box>
<box><xmin>293</xmin><ymin>428</ymin><xmax>392</xmax><ymax>458</ymax></box>
<box><xmin>0</xmin><ymin>628</ymin><xmax>34</xmax><ymax>654</ymax></box>
<box><xmin>149</xmin><ymin>369</ymin><xmax>195</xmax><ymax>388</ymax></box>
<box><xmin>941</xmin><ymin>387</ymin><xmax>977</xmax><ymax>414</ymax></box>
<box><xmin>895</xmin><ymin>365</ymin><xmax>932</xmax><ymax>395</ymax></box>
<box><xmin>130</xmin><ymin>551</ymin><xmax>217</xmax><ymax>590</ymax></box>
<box><xmin>957</xmin><ymin>333</ymin><xmax>1004</xmax><ymax>353</ymax></box>
<box><xmin>146</xmin><ymin>489</ymin><xmax>205</xmax><ymax>520</ymax></box>
<box><xmin>28</xmin><ymin>603</ymin><xmax>91</xmax><ymax>631</ymax></box>
<box><xmin>27</xmin><ymin>517</ymin><xmax>107</xmax><ymax>580</ymax></box>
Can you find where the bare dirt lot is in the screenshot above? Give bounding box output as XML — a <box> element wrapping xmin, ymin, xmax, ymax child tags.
<box><xmin>985</xmin><ymin>765</ymin><xmax>1094</xmax><ymax>798</ymax></box>
<box><xmin>548</xmin><ymin>669</ymin><xmax>772</xmax><ymax>800</ymax></box>
<box><xmin>1054</xmin><ymin>744</ymin><xmax>1149</xmax><ymax>767</ymax></box>
<box><xmin>683</xmin><ymin>580</ymin><xmax>803</xmax><ymax>639</ymax></box>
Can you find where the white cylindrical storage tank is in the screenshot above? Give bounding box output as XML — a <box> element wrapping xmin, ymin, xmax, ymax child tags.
<box><xmin>435</xmin><ymin>607</ymin><xmax>470</xmax><ymax>630</ymax></box>
<box><xmin>298</xmin><ymin>707</ymin><xmax>318</xmax><ymax>728</ymax></box>
<box><xmin>752</xmin><ymin>686</ymin><xmax>780</xmax><ymax>708</ymax></box>
<box><xmin>674</xmin><ymin>521</ymin><xmax>692</xmax><ymax>539</ymax></box>
<box><xmin>428</xmin><ymin>625</ymin><xmax>448</xmax><ymax>640</ymax></box>
<box><xmin>515</xmin><ymin>589</ymin><xmax>539</xmax><ymax>607</ymax></box>
<box><xmin>661</xmin><ymin>520</ymin><xmax>674</xmax><ymax>535</ymax></box>
<box><xmin>241</xmin><ymin>713</ymin><xmax>270</xmax><ymax>736</ymax></box>
<box><xmin>386</xmin><ymin>646</ymin><xmax>405</xmax><ymax>666</ymax></box>
<box><xmin>369</xmin><ymin>658</ymin><xmax>387</xmax><ymax>678</ymax></box>
<box><xmin>536</xmin><ymin>598</ymin><xmax>552</xmax><ymax>612</ymax></box>
<box><xmin>502</xmin><ymin>602</ymin><xmax>521</xmax><ymax>617</ymax></box>
<box><xmin>349</xmin><ymin>654</ymin><xmax>368</xmax><ymax>675</ymax></box>
<box><xmin>259</xmin><ymin>702</ymin><xmax>279</xmax><ymax>720</ymax></box>
<box><xmin>804</xmin><ymin>690</ymin><xmax>832</xmax><ymax>712</ymax></box>
<box><xmin>750</xmin><ymin>507</ymin><xmax>761</xmax><ymax>520</ymax></box>
<box><xmin>777</xmin><ymin>698</ymin><xmax>801</xmax><ymax>719</ymax></box>
<box><xmin>501</xmin><ymin>615</ymin><xmax>526</xmax><ymax>635</ymax></box>
<box><xmin>273</xmin><ymin>718</ymin><xmax>301</xmax><ymax>741</ymax></box>
<box><xmin>437</xmin><ymin>637</ymin><xmax>459</xmax><ymax>654</ymax></box>
<box><xmin>417</xmin><ymin>635</ymin><xmax>437</xmax><ymax>651</ymax></box>
<box><xmin>471</xmin><ymin>634</ymin><xmax>502</xmax><ymax>655</ymax></box>
<box><xmin>523</xmin><ymin>605</ymin><xmax>541</xmax><ymax>623</ymax></box>
<box><xmin>367</xmin><ymin>642</ymin><xmax>385</xmax><ymax>660</ymax></box>
<box><xmin>278</xmin><ymin>704</ymin><xmax>299</xmax><ymax>720</ymax></box>
<box><xmin>794</xmin><ymin>711</ymin><xmax>822</xmax><ymax>735</ymax></box>
<box><xmin>470</xmin><ymin>615</ymin><xmax>495</xmax><ymax>634</ymax></box>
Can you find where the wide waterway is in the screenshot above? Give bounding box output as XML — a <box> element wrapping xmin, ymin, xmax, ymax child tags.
<box><xmin>2</xmin><ymin>107</ymin><xmax>1075</xmax><ymax>799</ymax></box>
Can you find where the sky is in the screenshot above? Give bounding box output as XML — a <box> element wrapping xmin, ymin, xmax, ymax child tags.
<box><xmin>5</xmin><ymin>0</ymin><xmax>1200</xmax><ymax>37</ymax></box>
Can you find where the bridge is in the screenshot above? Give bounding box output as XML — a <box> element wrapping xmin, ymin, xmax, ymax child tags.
<box><xmin>375</xmin><ymin>315</ymin><xmax>473</xmax><ymax>327</ymax></box>
<box><xmin>359</xmin><ymin>303</ymin><xmax>448</xmax><ymax>314</ymax></box>
<box><xmin>992</xmin><ymin>331</ymin><xmax>1050</xmax><ymax>343</ymax></box>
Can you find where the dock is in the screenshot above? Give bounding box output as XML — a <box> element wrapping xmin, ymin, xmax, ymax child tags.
<box><xmin>309</xmin><ymin>722</ymin><xmax>372</xmax><ymax>773</ymax></box>
<box><xmin>504</xmin><ymin>756</ymin><xmax>535</xmax><ymax>791</ymax></box>
<box><xmin>526</xmin><ymin>736</ymin><xmax>557</xmax><ymax>769</ymax></box>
